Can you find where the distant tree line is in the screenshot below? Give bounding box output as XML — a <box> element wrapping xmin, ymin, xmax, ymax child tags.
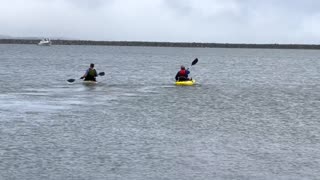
<box><xmin>1</xmin><ymin>39</ymin><xmax>320</xmax><ymax>50</ymax></box>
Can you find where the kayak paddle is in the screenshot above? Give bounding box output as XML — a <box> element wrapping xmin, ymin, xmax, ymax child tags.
<box><xmin>191</xmin><ymin>58</ymin><xmax>198</xmax><ymax>66</ymax></box>
<box><xmin>188</xmin><ymin>58</ymin><xmax>198</xmax><ymax>70</ymax></box>
<box><xmin>67</xmin><ymin>72</ymin><xmax>105</xmax><ymax>83</ymax></box>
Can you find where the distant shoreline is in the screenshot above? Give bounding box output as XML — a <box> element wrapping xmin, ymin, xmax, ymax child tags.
<box><xmin>1</xmin><ymin>39</ymin><xmax>320</xmax><ymax>50</ymax></box>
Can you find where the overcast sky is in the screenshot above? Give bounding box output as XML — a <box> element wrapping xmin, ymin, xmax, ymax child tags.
<box><xmin>1</xmin><ymin>0</ymin><xmax>320</xmax><ymax>43</ymax></box>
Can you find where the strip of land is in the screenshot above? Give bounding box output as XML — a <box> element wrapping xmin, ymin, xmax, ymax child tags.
<box><xmin>1</xmin><ymin>39</ymin><xmax>320</xmax><ymax>50</ymax></box>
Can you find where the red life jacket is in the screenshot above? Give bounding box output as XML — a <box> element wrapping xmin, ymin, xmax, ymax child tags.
<box><xmin>179</xmin><ymin>70</ymin><xmax>187</xmax><ymax>77</ymax></box>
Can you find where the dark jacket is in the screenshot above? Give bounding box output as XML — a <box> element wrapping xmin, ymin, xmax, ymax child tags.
<box><xmin>84</xmin><ymin>68</ymin><xmax>97</xmax><ymax>81</ymax></box>
<box><xmin>175</xmin><ymin>69</ymin><xmax>190</xmax><ymax>81</ymax></box>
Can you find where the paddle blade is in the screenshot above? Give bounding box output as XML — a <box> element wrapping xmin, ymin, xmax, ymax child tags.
<box><xmin>98</xmin><ymin>72</ymin><xmax>105</xmax><ymax>76</ymax></box>
<box><xmin>67</xmin><ymin>79</ymin><xmax>75</xmax><ymax>83</ymax></box>
<box><xmin>191</xmin><ymin>58</ymin><xmax>198</xmax><ymax>66</ymax></box>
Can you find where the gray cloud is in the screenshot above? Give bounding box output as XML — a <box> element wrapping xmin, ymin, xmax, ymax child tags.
<box><xmin>0</xmin><ymin>0</ymin><xmax>319</xmax><ymax>43</ymax></box>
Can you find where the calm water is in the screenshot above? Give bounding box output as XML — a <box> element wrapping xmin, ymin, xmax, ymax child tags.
<box><xmin>0</xmin><ymin>44</ymin><xmax>320</xmax><ymax>179</ymax></box>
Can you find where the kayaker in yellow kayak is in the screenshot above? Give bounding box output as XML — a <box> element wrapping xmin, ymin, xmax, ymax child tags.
<box><xmin>80</xmin><ymin>63</ymin><xmax>98</xmax><ymax>81</ymax></box>
<box><xmin>175</xmin><ymin>65</ymin><xmax>191</xmax><ymax>81</ymax></box>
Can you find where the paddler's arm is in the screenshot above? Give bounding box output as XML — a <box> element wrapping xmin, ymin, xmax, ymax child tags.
<box><xmin>175</xmin><ymin>72</ymin><xmax>179</xmax><ymax>81</ymax></box>
<box><xmin>80</xmin><ymin>69</ymin><xmax>89</xmax><ymax>79</ymax></box>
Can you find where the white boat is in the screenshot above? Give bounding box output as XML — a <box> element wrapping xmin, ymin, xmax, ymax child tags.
<box><xmin>38</xmin><ymin>38</ymin><xmax>52</xmax><ymax>46</ymax></box>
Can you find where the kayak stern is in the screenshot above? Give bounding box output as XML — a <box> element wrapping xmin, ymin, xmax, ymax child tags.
<box><xmin>175</xmin><ymin>80</ymin><xmax>195</xmax><ymax>86</ymax></box>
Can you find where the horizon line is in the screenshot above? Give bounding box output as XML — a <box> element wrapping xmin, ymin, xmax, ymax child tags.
<box><xmin>1</xmin><ymin>39</ymin><xmax>320</xmax><ymax>50</ymax></box>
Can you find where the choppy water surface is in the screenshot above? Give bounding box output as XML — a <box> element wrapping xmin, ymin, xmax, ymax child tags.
<box><xmin>0</xmin><ymin>44</ymin><xmax>320</xmax><ymax>179</ymax></box>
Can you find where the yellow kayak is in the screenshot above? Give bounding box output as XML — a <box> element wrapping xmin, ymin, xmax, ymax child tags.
<box><xmin>175</xmin><ymin>80</ymin><xmax>195</xmax><ymax>86</ymax></box>
<box><xmin>82</xmin><ymin>81</ymin><xmax>98</xmax><ymax>85</ymax></box>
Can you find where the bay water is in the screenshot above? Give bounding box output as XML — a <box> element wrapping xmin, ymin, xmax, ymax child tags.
<box><xmin>0</xmin><ymin>44</ymin><xmax>320</xmax><ymax>179</ymax></box>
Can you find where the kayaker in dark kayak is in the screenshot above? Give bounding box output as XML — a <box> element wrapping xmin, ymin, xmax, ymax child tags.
<box><xmin>81</xmin><ymin>63</ymin><xmax>98</xmax><ymax>81</ymax></box>
<box><xmin>175</xmin><ymin>65</ymin><xmax>191</xmax><ymax>81</ymax></box>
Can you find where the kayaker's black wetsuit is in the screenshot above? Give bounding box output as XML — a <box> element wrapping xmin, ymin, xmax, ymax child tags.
<box><xmin>84</xmin><ymin>68</ymin><xmax>98</xmax><ymax>81</ymax></box>
<box><xmin>175</xmin><ymin>69</ymin><xmax>190</xmax><ymax>81</ymax></box>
